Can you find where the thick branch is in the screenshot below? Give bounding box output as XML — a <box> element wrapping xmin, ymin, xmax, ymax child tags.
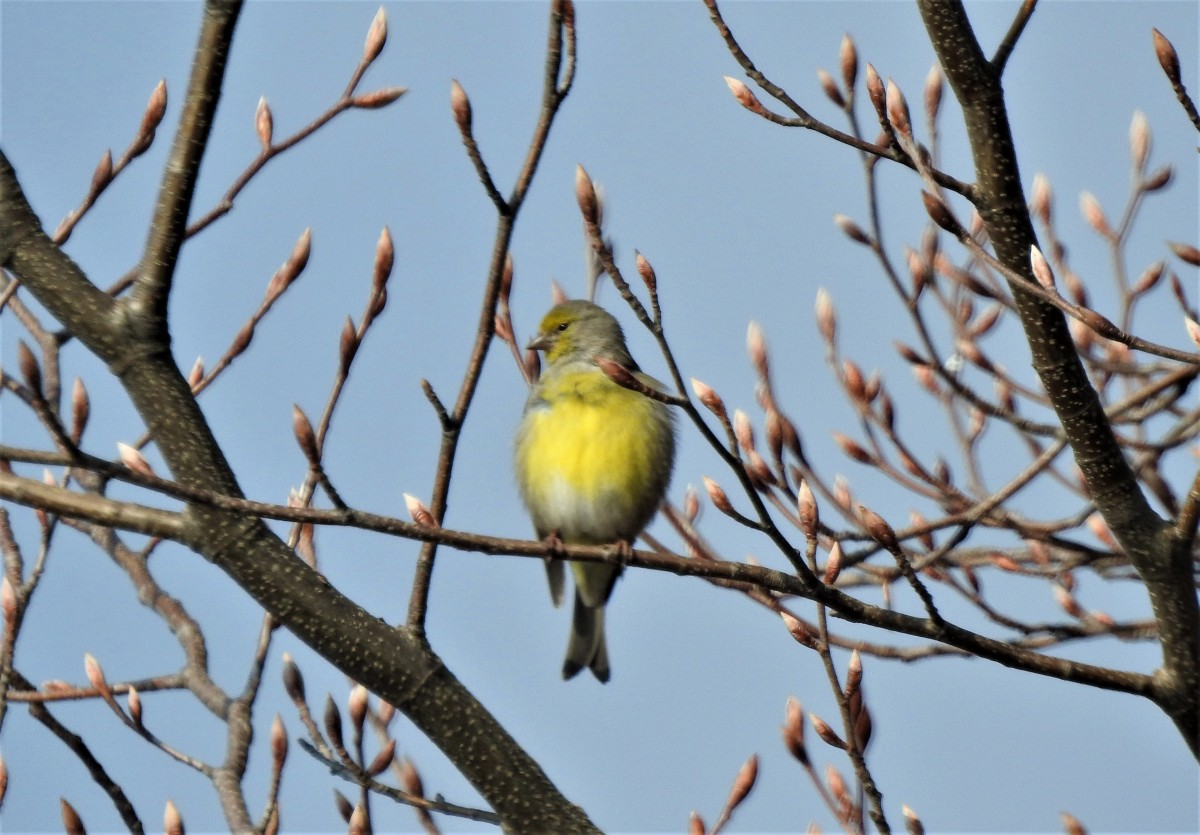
<box><xmin>0</xmin><ymin>9</ymin><xmax>596</xmax><ymax>829</ymax></box>
<box><xmin>130</xmin><ymin>0</ymin><xmax>242</xmax><ymax>325</ymax></box>
<box><xmin>917</xmin><ymin>0</ymin><xmax>1199</xmax><ymax>755</ymax></box>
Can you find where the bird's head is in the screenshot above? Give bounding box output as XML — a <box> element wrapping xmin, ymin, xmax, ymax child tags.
<box><xmin>527</xmin><ymin>300</ymin><xmax>632</xmax><ymax>365</ymax></box>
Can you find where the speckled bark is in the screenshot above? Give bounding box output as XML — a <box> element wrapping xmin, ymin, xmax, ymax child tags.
<box><xmin>918</xmin><ymin>0</ymin><xmax>1198</xmax><ymax>756</ymax></box>
<box><xmin>0</xmin><ymin>90</ymin><xmax>596</xmax><ymax>835</ymax></box>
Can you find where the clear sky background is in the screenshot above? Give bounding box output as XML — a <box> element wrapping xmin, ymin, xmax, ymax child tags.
<box><xmin>1</xmin><ymin>1</ymin><xmax>1198</xmax><ymax>833</ymax></box>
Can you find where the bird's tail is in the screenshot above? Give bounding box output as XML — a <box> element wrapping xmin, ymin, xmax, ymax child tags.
<box><xmin>562</xmin><ymin>590</ymin><xmax>610</xmax><ymax>683</ymax></box>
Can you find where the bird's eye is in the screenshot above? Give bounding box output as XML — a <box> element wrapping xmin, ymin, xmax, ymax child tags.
<box><xmin>556</xmin><ymin>321</ymin><xmax>570</xmax><ymax>332</ymax></box>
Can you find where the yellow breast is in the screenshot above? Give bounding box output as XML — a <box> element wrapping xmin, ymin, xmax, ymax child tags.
<box><xmin>515</xmin><ymin>367</ymin><xmax>674</xmax><ymax>544</ymax></box>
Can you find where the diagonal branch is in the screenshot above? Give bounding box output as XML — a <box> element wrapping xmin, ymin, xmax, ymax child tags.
<box><xmin>0</xmin><ymin>1</ymin><xmax>599</xmax><ymax>827</ymax></box>
<box><xmin>130</xmin><ymin>0</ymin><xmax>243</xmax><ymax>325</ymax></box>
<box><xmin>916</xmin><ymin>0</ymin><xmax>1199</xmax><ymax>757</ymax></box>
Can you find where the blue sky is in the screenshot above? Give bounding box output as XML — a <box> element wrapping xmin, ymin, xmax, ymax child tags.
<box><xmin>1</xmin><ymin>1</ymin><xmax>1198</xmax><ymax>833</ymax></box>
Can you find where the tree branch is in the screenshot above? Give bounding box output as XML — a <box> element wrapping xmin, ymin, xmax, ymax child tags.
<box><xmin>917</xmin><ymin>0</ymin><xmax>1199</xmax><ymax>756</ymax></box>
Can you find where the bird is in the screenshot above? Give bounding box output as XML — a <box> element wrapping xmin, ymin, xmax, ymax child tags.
<box><xmin>514</xmin><ymin>299</ymin><xmax>676</xmax><ymax>682</ymax></box>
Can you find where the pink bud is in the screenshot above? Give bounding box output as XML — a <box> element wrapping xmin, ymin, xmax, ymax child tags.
<box><xmin>271</xmin><ymin>713</ymin><xmax>288</xmax><ymax>763</ymax></box>
<box><xmin>885</xmin><ymin>79</ymin><xmax>911</xmax><ymax>135</ymax></box>
<box><xmin>70</xmin><ymin>377</ymin><xmax>90</xmax><ymax>445</ymax></box>
<box><xmin>188</xmin><ymin>357</ymin><xmax>206</xmax><ymax>390</ymax></box>
<box><xmin>691</xmin><ymin>378</ymin><xmax>727</xmax><ymax>421</ymax></box>
<box><xmin>1129</xmin><ymin>111</ymin><xmax>1151</xmax><ymax>173</ymax></box>
<box><xmin>1186</xmin><ymin>317</ymin><xmax>1200</xmax><ymax>349</ymax></box>
<box><xmin>91</xmin><ymin>149</ymin><xmax>114</xmax><ymax>196</ymax></box>
<box><xmin>1079</xmin><ymin>191</ymin><xmax>1112</xmax><ymax>238</ymax></box>
<box><xmin>373</xmin><ymin>226</ymin><xmax>394</xmax><ymax>294</ymax></box>
<box><xmin>782</xmin><ymin>696</ymin><xmax>809</xmax><ymax>765</ymax></box>
<box><xmin>798</xmin><ymin>479</ymin><xmax>818</xmax><ymax>538</ymax></box>
<box><xmin>84</xmin><ymin>653</ymin><xmax>108</xmax><ymax>693</ymax></box>
<box><xmin>339</xmin><ymin>316</ymin><xmax>359</xmax><ymax>374</ymax></box>
<box><xmin>864</xmin><ymin>63</ymin><xmax>885</xmax><ymax>119</ymax></box>
<box><xmin>282</xmin><ymin>653</ymin><xmax>306</xmax><ymax>702</ymax></box>
<box><xmin>120</xmin><ymin>688</ymin><xmax>140</xmax><ymax>729</ymax></box>
<box><xmin>1152</xmin><ymin>28</ymin><xmax>1181</xmax><ymax>85</ymax></box>
<box><xmin>723</xmin><ymin>76</ymin><xmax>765</xmax><ymax>115</ymax></box>
<box><xmin>817</xmin><ymin>69</ymin><xmax>844</xmax><ymax>107</ymax></box>
<box><xmin>924</xmin><ymin>64</ymin><xmax>943</xmax><ymax>122</ymax></box>
<box><xmin>351</xmin><ymin>86</ymin><xmax>407</xmax><ymax>109</ymax></box>
<box><xmin>903</xmin><ymin>805</ymin><xmax>925</xmax><ymax>835</ymax></box>
<box><xmin>17</xmin><ymin>341</ymin><xmax>41</xmax><ymax>397</ymax></box>
<box><xmin>164</xmin><ymin>800</ymin><xmax>183</xmax><ymax>835</ymax></box>
<box><xmin>1030</xmin><ymin>172</ymin><xmax>1052</xmax><ymax>224</ymax></box>
<box><xmin>450</xmin><ymin>79</ymin><xmax>472</xmax><ymax>132</ymax></box>
<box><xmin>635</xmin><ymin>251</ymin><xmax>657</xmax><ymax>296</ymax></box>
<box><xmin>292</xmin><ymin>405</ymin><xmax>319</xmax><ymax>463</ymax></box>
<box><xmin>131</xmin><ymin>79</ymin><xmax>168</xmax><ymax>157</ymax></box>
<box><xmin>1</xmin><ymin>577</ymin><xmax>17</xmax><ymax>624</ymax></box>
<box><xmin>703</xmin><ymin>476</ymin><xmax>734</xmax><ymax>516</ymax></box>
<box><xmin>726</xmin><ymin>754</ymin><xmax>758</xmax><ymax>810</ymax></box>
<box><xmin>733</xmin><ymin>409</ymin><xmax>756</xmax><ymax>453</ymax></box>
<box><xmin>839</xmin><ymin>35</ymin><xmax>858</xmax><ymax>90</ymax></box>
<box><xmin>834</xmin><ymin>213</ymin><xmax>871</xmax><ymax>245</ymax></box>
<box><xmin>1030</xmin><ymin>245</ymin><xmax>1055</xmax><ymax>290</ymax></box>
<box><xmin>400</xmin><ymin>757</ymin><xmax>425</xmax><ymax>797</ymax></box>
<box><xmin>363</xmin><ymin>6</ymin><xmax>388</xmax><ymax>66</ymax></box>
<box><xmin>833</xmin><ymin>432</ymin><xmax>872</xmax><ymax>464</ymax></box>
<box><xmin>824</xmin><ymin>541</ymin><xmax>843</xmax><ymax>584</ymax></box>
<box><xmin>404</xmin><ymin>493</ymin><xmax>438</xmax><ymax>528</ymax></box>
<box><xmin>575</xmin><ymin>164</ymin><xmax>598</xmax><ymax>224</ymax></box>
<box><xmin>266</xmin><ymin>227</ymin><xmax>312</xmax><ymax>300</ymax></box>
<box><xmin>255</xmin><ymin>97</ymin><xmax>273</xmax><ymax>150</ymax></box>
<box><xmin>1168</xmin><ymin>241</ymin><xmax>1200</xmax><ymax>267</ymax></box>
<box><xmin>921</xmin><ymin>190</ymin><xmax>960</xmax><ymax>235</ymax></box>
<box><xmin>61</xmin><ymin>799</ymin><xmax>84</xmax><ymax>835</ymax></box>
<box><xmin>815</xmin><ymin>288</ymin><xmax>836</xmax><ymax>344</ymax></box>
<box><xmin>348</xmin><ymin>683</ymin><xmax>369</xmax><ymax>732</ymax></box>
<box><xmin>858</xmin><ymin>504</ymin><xmax>899</xmax><ymax>551</ymax></box>
<box><xmin>366</xmin><ymin>739</ymin><xmax>396</xmax><ymax>777</ymax></box>
<box><xmin>810</xmin><ymin>713</ymin><xmax>846</xmax><ymax>749</ymax></box>
<box><xmin>746</xmin><ymin>321</ymin><xmax>768</xmax><ymax>380</ymax></box>
<box><xmin>845</xmin><ymin>649</ymin><xmax>863</xmax><ymax>696</ymax></box>
<box><xmin>1143</xmin><ymin>164</ymin><xmax>1173</xmax><ymax>191</ymax></box>
<box><xmin>1131</xmin><ymin>261</ymin><xmax>1165</xmax><ymax>295</ymax></box>
<box><xmin>117</xmin><ymin>442</ymin><xmax>155</xmax><ymax>477</ymax></box>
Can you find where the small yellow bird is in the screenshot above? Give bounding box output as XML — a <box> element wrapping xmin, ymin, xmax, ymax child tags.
<box><xmin>514</xmin><ymin>300</ymin><xmax>676</xmax><ymax>682</ymax></box>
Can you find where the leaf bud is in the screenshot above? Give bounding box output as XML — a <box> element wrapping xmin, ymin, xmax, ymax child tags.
<box><xmin>723</xmin><ymin>76</ymin><xmax>765</xmax><ymax>115</ymax></box>
<box><xmin>1152</xmin><ymin>28</ymin><xmax>1181</xmax><ymax>86</ymax></box>
<box><xmin>363</xmin><ymin>6</ymin><xmax>388</xmax><ymax>66</ymax></box>
<box><xmin>810</xmin><ymin>713</ymin><xmax>846</xmax><ymax>749</ymax></box>
<box><xmin>726</xmin><ymin>754</ymin><xmax>758</xmax><ymax>810</ymax></box>
<box><xmin>1168</xmin><ymin>241</ymin><xmax>1200</xmax><ymax>267</ymax></box>
<box><xmin>815</xmin><ymin>288</ymin><xmax>837</xmax><ymax>344</ymax></box>
<box><xmin>924</xmin><ymin>64</ymin><xmax>943</xmax><ymax>122</ymax></box>
<box><xmin>817</xmin><ymin>68</ymin><xmax>845</xmax><ymax>108</ymax></box>
<box><xmin>885</xmin><ymin>79</ymin><xmax>911</xmax><ymax>136</ymax></box>
<box><xmin>691</xmin><ymin>378</ymin><xmax>727</xmax><ymax>421</ymax></box>
<box><xmin>450</xmin><ymin>79</ymin><xmax>472</xmax><ymax>132</ymax></box>
<box><xmin>782</xmin><ymin>696</ymin><xmax>809</xmax><ymax>765</ymax></box>
<box><xmin>575</xmin><ymin>163</ymin><xmax>599</xmax><ymax>225</ymax></box>
<box><xmin>1079</xmin><ymin>191</ymin><xmax>1112</xmax><ymax>238</ymax></box>
<box><xmin>703</xmin><ymin>476</ymin><xmax>734</xmax><ymax>516</ymax></box>
<box><xmin>323</xmin><ymin>694</ymin><xmax>344</xmax><ymax>750</ymax></box>
<box><xmin>351</xmin><ymin>86</ymin><xmax>407</xmax><ymax>109</ymax></box>
<box><xmin>834</xmin><ymin>213</ymin><xmax>871</xmax><ymax>245</ymax></box>
<box><xmin>404</xmin><ymin>493</ymin><xmax>438</xmax><ymax>528</ymax></box>
<box><xmin>839</xmin><ymin>34</ymin><xmax>858</xmax><ymax>90</ymax></box>
<box><xmin>255</xmin><ymin>97</ymin><xmax>273</xmax><ymax>150</ymax></box>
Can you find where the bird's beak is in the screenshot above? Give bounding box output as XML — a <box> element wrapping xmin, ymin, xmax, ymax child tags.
<box><xmin>526</xmin><ymin>332</ymin><xmax>553</xmax><ymax>352</ymax></box>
